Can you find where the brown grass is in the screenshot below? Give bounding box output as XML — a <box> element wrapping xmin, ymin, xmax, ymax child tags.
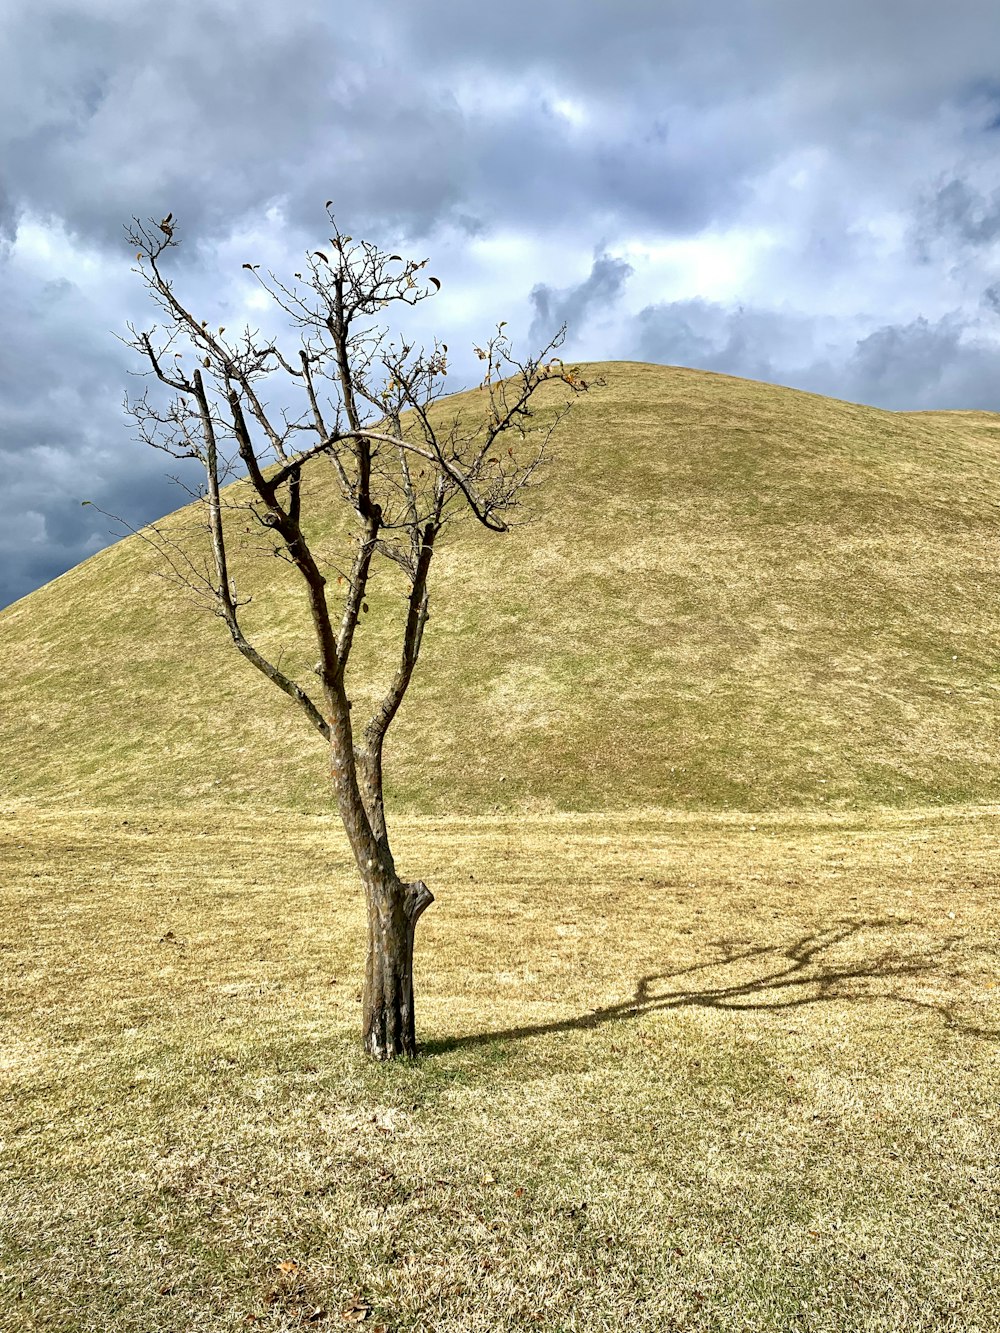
<box><xmin>2</xmin><ymin>362</ymin><xmax>1000</xmax><ymax>815</ymax></box>
<box><xmin>2</xmin><ymin>804</ymin><xmax>997</xmax><ymax>1331</ymax></box>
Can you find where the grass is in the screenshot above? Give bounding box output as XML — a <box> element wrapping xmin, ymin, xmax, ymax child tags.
<box><xmin>2</xmin><ymin>362</ymin><xmax>1000</xmax><ymax>814</ymax></box>
<box><xmin>2</xmin><ymin>803</ymin><xmax>997</xmax><ymax>1331</ymax></box>
<box><xmin>2</xmin><ymin>363</ymin><xmax>998</xmax><ymax>1328</ymax></box>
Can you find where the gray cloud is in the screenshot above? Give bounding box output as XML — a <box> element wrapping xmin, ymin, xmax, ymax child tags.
<box><xmin>0</xmin><ymin>1</ymin><xmax>481</xmax><ymax>254</ymax></box>
<box><xmin>626</xmin><ymin>298</ymin><xmax>1000</xmax><ymax>411</ymax></box>
<box><xmin>2</xmin><ymin>0</ymin><xmax>1000</xmax><ymax>609</ymax></box>
<box><xmin>0</xmin><ymin>260</ymin><xmax>202</xmax><ymax>608</ymax></box>
<box><xmin>449</xmin><ymin>103</ymin><xmax>764</xmax><ymax>240</ymax></box>
<box><xmin>628</xmin><ymin>299</ymin><xmax>815</xmax><ymax>386</ymax></box>
<box><xmin>15</xmin><ymin>0</ymin><xmax>997</xmax><ymax>263</ymax></box>
<box><xmin>386</xmin><ymin>0</ymin><xmax>1000</xmax><ymax>129</ymax></box>
<box><xmin>915</xmin><ymin>177</ymin><xmax>1000</xmax><ymax>252</ymax></box>
<box><xmin>0</xmin><ymin>0</ymin><xmax>753</xmax><ymax>258</ymax></box>
<box><xmin>842</xmin><ymin>312</ymin><xmax>1000</xmax><ymax>409</ymax></box>
<box><xmin>529</xmin><ymin>251</ymin><xmax>634</xmax><ymax>350</ymax></box>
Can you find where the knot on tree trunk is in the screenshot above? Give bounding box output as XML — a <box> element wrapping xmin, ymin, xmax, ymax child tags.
<box><xmin>404</xmin><ymin>879</ymin><xmax>434</xmax><ymax>923</ymax></box>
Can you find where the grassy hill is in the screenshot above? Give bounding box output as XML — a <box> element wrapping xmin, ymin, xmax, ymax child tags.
<box><xmin>2</xmin><ymin>361</ymin><xmax>999</xmax><ymax>815</ymax></box>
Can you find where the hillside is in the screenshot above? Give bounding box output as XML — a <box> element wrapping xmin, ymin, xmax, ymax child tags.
<box><xmin>1</xmin><ymin>361</ymin><xmax>998</xmax><ymax>814</ymax></box>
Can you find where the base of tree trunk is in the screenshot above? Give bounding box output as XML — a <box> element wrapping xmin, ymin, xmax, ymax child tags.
<box><xmin>363</xmin><ymin>878</ymin><xmax>433</xmax><ymax>1060</ymax></box>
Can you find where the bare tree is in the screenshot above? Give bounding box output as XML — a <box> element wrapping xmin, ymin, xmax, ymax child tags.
<box><xmin>121</xmin><ymin>207</ymin><xmax>591</xmax><ymax>1059</ymax></box>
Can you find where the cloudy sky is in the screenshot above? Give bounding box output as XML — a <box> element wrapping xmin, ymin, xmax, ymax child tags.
<box><xmin>3</xmin><ymin>0</ymin><xmax>1000</xmax><ymax>609</ymax></box>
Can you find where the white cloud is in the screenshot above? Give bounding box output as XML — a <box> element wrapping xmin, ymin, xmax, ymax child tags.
<box><xmin>618</xmin><ymin>228</ymin><xmax>779</xmax><ymax>305</ymax></box>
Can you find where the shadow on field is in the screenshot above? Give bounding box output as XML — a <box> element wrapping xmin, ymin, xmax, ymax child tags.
<box><xmin>423</xmin><ymin>920</ymin><xmax>998</xmax><ymax>1054</ymax></box>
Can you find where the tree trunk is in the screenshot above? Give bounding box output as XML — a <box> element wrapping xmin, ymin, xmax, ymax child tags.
<box><xmin>363</xmin><ymin>874</ymin><xmax>434</xmax><ymax>1059</ymax></box>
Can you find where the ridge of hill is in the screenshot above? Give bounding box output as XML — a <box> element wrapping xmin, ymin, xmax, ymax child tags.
<box><xmin>2</xmin><ymin>361</ymin><xmax>998</xmax><ymax>814</ymax></box>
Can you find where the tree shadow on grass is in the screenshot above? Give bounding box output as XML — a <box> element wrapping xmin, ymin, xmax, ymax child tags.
<box><xmin>422</xmin><ymin>919</ymin><xmax>998</xmax><ymax>1055</ymax></box>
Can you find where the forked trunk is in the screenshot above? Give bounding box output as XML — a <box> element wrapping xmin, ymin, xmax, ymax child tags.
<box><xmin>363</xmin><ymin>874</ymin><xmax>434</xmax><ymax>1059</ymax></box>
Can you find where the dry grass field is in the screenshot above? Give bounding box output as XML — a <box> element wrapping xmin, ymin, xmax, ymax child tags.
<box><xmin>2</xmin><ymin>363</ymin><xmax>1000</xmax><ymax>816</ymax></box>
<box><xmin>2</xmin><ymin>804</ymin><xmax>997</xmax><ymax>1332</ymax></box>
<box><xmin>2</xmin><ymin>364</ymin><xmax>998</xmax><ymax>1328</ymax></box>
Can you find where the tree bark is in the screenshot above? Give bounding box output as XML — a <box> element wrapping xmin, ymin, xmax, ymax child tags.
<box><xmin>329</xmin><ymin>722</ymin><xmax>434</xmax><ymax>1059</ymax></box>
<box><xmin>363</xmin><ymin>874</ymin><xmax>434</xmax><ymax>1059</ymax></box>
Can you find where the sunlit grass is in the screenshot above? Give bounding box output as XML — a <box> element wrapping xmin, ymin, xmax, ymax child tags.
<box><xmin>2</xmin><ymin>804</ymin><xmax>997</xmax><ymax>1331</ymax></box>
<box><xmin>2</xmin><ymin>363</ymin><xmax>1000</xmax><ymax>815</ymax></box>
